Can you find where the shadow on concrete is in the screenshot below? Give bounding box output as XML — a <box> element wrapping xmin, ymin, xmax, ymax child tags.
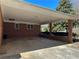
<box><xmin>0</xmin><ymin>54</ymin><xmax>21</xmax><ymax>59</ymax></box>
<box><xmin>1</xmin><ymin>37</ymin><xmax>66</xmax><ymax>57</ymax></box>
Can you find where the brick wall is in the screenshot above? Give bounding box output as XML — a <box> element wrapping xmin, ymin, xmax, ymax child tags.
<box><xmin>4</xmin><ymin>22</ymin><xmax>40</xmax><ymax>38</ymax></box>
<box><xmin>0</xmin><ymin>7</ymin><xmax>3</xmax><ymax>45</ymax></box>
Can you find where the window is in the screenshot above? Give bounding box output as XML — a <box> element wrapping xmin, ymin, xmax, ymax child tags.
<box><xmin>9</xmin><ymin>18</ymin><xmax>15</xmax><ymax>21</ymax></box>
<box><xmin>27</xmin><ymin>24</ymin><xmax>33</xmax><ymax>30</ymax></box>
<box><xmin>15</xmin><ymin>23</ymin><xmax>20</xmax><ymax>30</ymax></box>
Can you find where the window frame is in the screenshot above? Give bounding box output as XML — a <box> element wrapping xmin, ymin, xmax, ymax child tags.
<box><xmin>27</xmin><ymin>24</ymin><xmax>33</xmax><ymax>30</ymax></box>
<box><xmin>15</xmin><ymin>23</ymin><xmax>20</xmax><ymax>31</ymax></box>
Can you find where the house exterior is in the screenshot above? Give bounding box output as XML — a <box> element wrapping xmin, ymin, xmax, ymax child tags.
<box><xmin>0</xmin><ymin>0</ymin><xmax>77</xmax><ymax>46</ymax></box>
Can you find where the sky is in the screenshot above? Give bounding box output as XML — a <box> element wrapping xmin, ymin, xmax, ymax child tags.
<box><xmin>72</xmin><ymin>0</ymin><xmax>79</xmax><ymax>9</ymax></box>
<box><xmin>21</xmin><ymin>0</ymin><xmax>60</xmax><ymax>10</ymax></box>
<box><xmin>20</xmin><ymin>0</ymin><xmax>79</xmax><ymax>14</ymax></box>
<box><xmin>71</xmin><ymin>0</ymin><xmax>79</xmax><ymax>15</ymax></box>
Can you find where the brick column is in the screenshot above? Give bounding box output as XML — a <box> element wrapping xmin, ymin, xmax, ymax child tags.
<box><xmin>49</xmin><ymin>23</ymin><xmax>52</xmax><ymax>33</ymax></box>
<box><xmin>67</xmin><ymin>20</ymin><xmax>73</xmax><ymax>43</ymax></box>
<box><xmin>0</xmin><ymin>5</ymin><xmax>3</xmax><ymax>47</ymax></box>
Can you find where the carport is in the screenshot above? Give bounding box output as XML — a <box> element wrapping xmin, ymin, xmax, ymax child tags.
<box><xmin>0</xmin><ymin>0</ymin><xmax>77</xmax><ymax>47</ymax></box>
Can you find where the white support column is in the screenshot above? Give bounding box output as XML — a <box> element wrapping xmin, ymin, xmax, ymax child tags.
<box><xmin>67</xmin><ymin>20</ymin><xmax>73</xmax><ymax>43</ymax></box>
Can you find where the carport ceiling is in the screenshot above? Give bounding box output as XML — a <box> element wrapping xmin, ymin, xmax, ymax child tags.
<box><xmin>0</xmin><ymin>0</ymin><xmax>76</xmax><ymax>25</ymax></box>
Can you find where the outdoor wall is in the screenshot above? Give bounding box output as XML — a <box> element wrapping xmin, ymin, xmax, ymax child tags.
<box><xmin>4</xmin><ymin>22</ymin><xmax>40</xmax><ymax>38</ymax></box>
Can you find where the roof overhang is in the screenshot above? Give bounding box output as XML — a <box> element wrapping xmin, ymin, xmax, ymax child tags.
<box><xmin>0</xmin><ymin>0</ymin><xmax>77</xmax><ymax>25</ymax></box>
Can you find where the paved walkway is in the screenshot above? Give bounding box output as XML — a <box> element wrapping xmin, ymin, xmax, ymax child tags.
<box><xmin>20</xmin><ymin>43</ymin><xmax>79</xmax><ymax>59</ymax></box>
<box><xmin>0</xmin><ymin>37</ymin><xmax>79</xmax><ymax>59</ymax></box>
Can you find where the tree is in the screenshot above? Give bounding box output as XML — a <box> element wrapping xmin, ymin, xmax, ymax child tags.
<box><xmin>43</xmin><ymin>27</ymin><xmax>49</xmax><ymax>32</ymax></box>
<box><xmin>51</xmin><ymin>0</ymin><xmax>77</xmax><ymax>32</ymax></box>
<box><xmin>56</xmin><ymin>0</ymin><xmax>75</xmax><ymax>14</ymax></box>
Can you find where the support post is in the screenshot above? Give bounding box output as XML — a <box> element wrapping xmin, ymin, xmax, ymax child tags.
<box><xmin>67</xmin><ymin>20</ymin><xmax>73</xmax><ymax>43</ymax></box>
<box><xmin>0</xmin><ymin>4</ymin><xmax>3</xmax><ymax>47</ymax></box>
<box><xmin>49</xmin><ymin>23</ymin><xmax>52</xmax><ymax>34</ymax></box>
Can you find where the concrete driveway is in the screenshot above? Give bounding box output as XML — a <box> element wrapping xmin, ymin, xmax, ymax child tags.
<box><xmin>0</xmin><ymin>37</ymin><xmax>79</xmax><ymax>59</ymax></box>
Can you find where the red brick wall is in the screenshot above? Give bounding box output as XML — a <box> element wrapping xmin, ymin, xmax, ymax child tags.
<box><xmin>4</xmin><ymin>22</ymin><xmax>40</xmax><ymax>38</ymax></box>
<box><xmin>0</xmin><ymin>7</ymin><xmax>3</xmax><ymax>45</ymax></box>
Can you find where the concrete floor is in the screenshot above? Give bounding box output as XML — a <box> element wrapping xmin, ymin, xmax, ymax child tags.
<box><xmin>20</xmin><ymin>43</ymin><xmax>79</xmax><ymax>59</ymax></box>
<box><xmin>0</xmin><ymin>37</ymin><xmax>79</xmax><ymax>59</ymax></box>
